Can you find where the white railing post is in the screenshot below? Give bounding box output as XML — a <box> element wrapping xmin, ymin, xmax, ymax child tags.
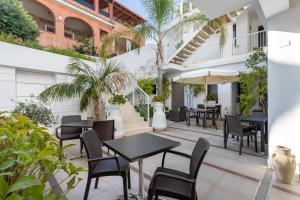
<box><xmin>132</xmin><ymin>90</ymin><xmax>135</xmax><ymax>105</ymax></box>
<box><xmin>147</xmin><ymin>95</ymin><xmax>150</xmax><ymax>125</ymax></box>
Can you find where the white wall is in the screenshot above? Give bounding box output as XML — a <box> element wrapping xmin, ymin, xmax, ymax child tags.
<box><xmin>0</xmin><ymin>66</ymin><xmax>16</xmax><ymax>111</ymax></box>
<box><xmin>267</xmin><ymin>0</ymin><xmax>300</xmax><ymax>167</ymax></box>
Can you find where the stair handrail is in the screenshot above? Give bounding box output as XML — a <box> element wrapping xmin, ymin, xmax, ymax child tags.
<box><xmin>124</xmin><ymin>74</ymin><xmax>151</xmax><ymax>125</ymax></box>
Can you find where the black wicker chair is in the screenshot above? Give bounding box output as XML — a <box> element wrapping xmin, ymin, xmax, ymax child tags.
<box><xmin>186</xmin><ymin>108</ymin><xmax>199</xmax><ymax>126</ymax></box>
<box><xmin>55</xmin><ymin>115</ymin><xmax>83</xmax><ymax>154</ymax></box>
<box><xmin>147</xmin><ymin>138</ymin><xmax>210</xmax><ymax>200</ymax></box>
<box><xmin>81</xmin><ymin>130</ymin><xmax>131</xmax><ymax>200</ymax></box>
<box><xmin>93</xmin><ymin>120</ymin><xmax>115</xmax><ymax>155</ymax></box>
<box><xmin>169</xmin><ymin>106</ymin><xmax>187</xmax><ymax>122</ymax></box>
<box><xmin>225</xmin><ymin>115</ymin><xmax>258</xmax><ymax>155</ymax></box>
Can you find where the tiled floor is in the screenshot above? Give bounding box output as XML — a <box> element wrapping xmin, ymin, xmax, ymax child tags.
<box><xmin>56</xmin><ymin>120</ymin><xmax>300</xmax><ymax>200</ymax></box>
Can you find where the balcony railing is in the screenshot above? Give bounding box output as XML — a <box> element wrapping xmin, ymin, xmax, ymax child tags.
<box><xmin>189</xmin><ymin>31</ymin><xmax>268</xmax><ymax>64</ymax></box>
<box><xmin>99</xmin><ymin>9</ymin><xmax>109</xmax><ymax>18</ymax></box>
<box><xmin>75</xmin><ymin>0</ymin><xmax>95</xmax><ymax>10</ymax></box>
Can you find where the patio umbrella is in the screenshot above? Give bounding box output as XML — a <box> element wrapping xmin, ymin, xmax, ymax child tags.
<box><xmin>173</xmin><ymin>68</ymin><xmax>239</xmax><ymax>105</ymax></box>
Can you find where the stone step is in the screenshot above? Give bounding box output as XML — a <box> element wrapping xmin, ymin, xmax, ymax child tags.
<box><xmin>124</xmin><ymin>121</ymin><xmax>149</xmax><ymax>129</ymax></box>
<box><xmin>124</xmin><ymin>126</ymin><xmax>153</xmax><ymax>136</ymax></box>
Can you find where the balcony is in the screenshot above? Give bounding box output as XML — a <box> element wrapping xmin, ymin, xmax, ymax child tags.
<box><xmin>75</xmin><ymin>0</ymin><xmax>95</xmax><ymax>10</ymax></box>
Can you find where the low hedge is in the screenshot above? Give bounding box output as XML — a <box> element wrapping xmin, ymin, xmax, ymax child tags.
<box><xmin>0</xmin><ymin>33</ymin><xmax>96</xmax><ymax>62</ymax></box>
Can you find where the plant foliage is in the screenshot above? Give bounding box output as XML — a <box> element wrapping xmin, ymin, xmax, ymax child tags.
<box><xmin>152</xmin><ymin>95</ymin><xmax>165</xmax><ymax>103</ymax></box>
<box><xmin>13</xmin><ymin>98</ymin><xmax>56</xmax><ymax>127</ymax></box>
<box><xmin>239</xmin><ymin>48</ymin><xmax>267</xmax><ymax>115</ymax></box>
<box><xmin>73</xmin><ymin>36</ymin><xmax>97</xmax><ymax>56</ymax></box>
<box><xmin>0</xmin><ymin>32</ymin><xmax>96</xmax><ymax>62</ymax></box>
<box><xmin>0</xmin><ymin>0</ymin><xmax>39</xmax><ymax>40</ymax></box>
<box><xmin>137</xmin><ymin>78</ymin><xmax>155</xmax><ymax>95</ymax></box>
<box><xmin>39</xmin><ymin>59</ymin><xmax>128</xmax><ymax>120</ymax></box>
<box><xmin>0</xmin><ymin>113</ymin><xmax>84</xmax><ymax>200</ymax></box>
<box><xmin>109</xmin><ymin>94</ymin><xmax>126</xmax><ymax>105</ymax></box>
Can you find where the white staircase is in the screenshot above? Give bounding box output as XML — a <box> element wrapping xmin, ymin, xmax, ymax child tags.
<box><xmin>167</xmin><ymin>8</ymin><xmax>245</xmax><ymax>65</ymax></box>
<box><xmin>122</xmin><ymin>102</ymin><xmax>152</xmax><ymax>136</ymax></box>
<box><xmin>122</xmin><ymin>75</ymin><xmax>153</xmax><ymax>136</ymax></box>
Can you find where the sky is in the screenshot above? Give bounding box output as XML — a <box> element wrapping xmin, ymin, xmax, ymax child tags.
<box><xmin>117</xmin><ymin>0</ymin><xmax>147</xmax><ymax>19</ymax></box>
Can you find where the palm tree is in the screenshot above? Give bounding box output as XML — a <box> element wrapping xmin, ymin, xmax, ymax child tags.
<box><xmin>99</xmin><ymin>0</ymin><xmax>228</xmax><ymax>96</ymax></box>
<box><xmin>39</xmin><ymin>59</ymin><xmax>128</xmax><ymax>120</ymax></box>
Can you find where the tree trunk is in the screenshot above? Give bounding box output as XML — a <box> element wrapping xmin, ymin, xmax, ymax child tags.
<box><xmin>156</xmin><ymin>36</ymin><xmax>164</xmax><ymax>96</ymax></box>
<box><xmin>94</xmin><ymin>98</ymin><xmax>102</xmax><ymax>121</ymax></box>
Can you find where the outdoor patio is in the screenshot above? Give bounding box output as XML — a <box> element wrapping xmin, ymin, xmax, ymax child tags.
<box><xmin>56</xmin><ymin>120</ymin><xmax>300</xmax><ymax>200</ymax></box>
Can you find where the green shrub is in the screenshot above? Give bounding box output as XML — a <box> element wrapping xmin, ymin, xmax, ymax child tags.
<box><xmin>73</xmin><ymin>36</ymin><xmax>97</xmax><ymax>56</ymax></box>
<box><xmin>239</xmin><ymin>48</ymin><xmax>267</xmax><ymax>115</ymax></box>
<box><xmin>46</xmin><ymin>47</ymin><xmax>96</xmax><ymax>62</ymax></box>
<box><xmin>0</xmin><ymin>32</ymin><xmax>96</xmax><ymax>62</ymax></box>
<box><xmin>137</xmin><ymin>78</ymin><xmax>155</xmax><ymax>95</ymax></box>
<box><xmin>109</xmin><ymin>94</ymin><xmax>126</xmax><ymax>105</ymax></box>
<box><xmin>0</xmin><ymin>113</ymin><xmax>84</xmax><ymax>199</ymax></box>
<box><xmin>207</xmin><ymin>94</ymin><xmax>218</xmax><ymax>101</ymax></box>
<box><xmin>0</xmin><ymin>0</ymin><xmax>39</xmax><ymax>40</ymax></box>
<box><xmin>13</xmin><ymin>98</ymin><xmax>56</xmax><ymax>127</ymax></box>
<box><xmin>152</xmin><ymin>95</ymin><xmax>165</xmax><ymax>103</ymax></box>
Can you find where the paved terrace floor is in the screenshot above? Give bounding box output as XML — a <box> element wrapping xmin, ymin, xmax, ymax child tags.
<box><xmin>56</xmin><ymin>120</ymin><xmax>300</xmax><ymax>200</ymax></box>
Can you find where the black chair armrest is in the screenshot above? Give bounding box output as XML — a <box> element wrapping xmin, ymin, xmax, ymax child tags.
<box><xmin>88</xmin><ymin>157</ymin><xmax>120</xmax><ymax>171</ymax></box>
<box><xmin>162</xmin><ymin>150</ymin><xmax>191</xmax><ymax>167</ymax></box>
<box><xmin>153</xmin><ymin>171</ymin><xmax>196</xmax><ymax>184</ymax></box>
<box><xmin>55</xmin><ymin>127</ymin><xmax>61</xmax><ymax>138</ymax></box>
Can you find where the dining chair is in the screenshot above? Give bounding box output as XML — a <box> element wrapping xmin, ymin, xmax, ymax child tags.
<box><xmin>147</xmin><ymin>138</ymin><xmax>210</xmax><ymax>200</ymax></box>
<box><xmin>93</xmin><ymin>120</ymin><xmax>115</xmax><ymax>155</ymax></box>
<box><xmin>225</xmin><ymin>115</ymin><xmax>258</xmax><ymax>155</ymax></box>
<box><xmin>81</xmin><ymin>130</ymin><xmax>131</xmax><ymax>200</ymax></box>
<box><xmin>186</xmin><ymin>108</ymin><xmax>199</xmax><ymax>126</ymax></box>
<box><xmin>55</xmin><ymin>115</ymin><xmax>83</xmax><ymax>154</ymax></box>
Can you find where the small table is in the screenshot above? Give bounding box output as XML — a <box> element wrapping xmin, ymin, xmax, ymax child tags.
<box><xmin>103</xmin><ymin>133</ymin><xmax>180</xmax><ymax>200</ymax></box>
<box><xmin>196</xmin><ymin>108</ymin><xmax>214</xmax><ymax>128</ymax></box>
<box><xmin>223</xmin><ymin>116</ymin><xmax>268</xmax><ymax>154</ymax></box>
<box><xmin>60</xmin><ymin>120</ymin><xmax>94</xmax><ymax>129</ymax></box>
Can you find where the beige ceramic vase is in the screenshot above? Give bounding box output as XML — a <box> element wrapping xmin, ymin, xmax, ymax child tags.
<box><xmin>272</xmin><ymin>146</ymin><xmax>296</xmax><ymax>184</ymax></box>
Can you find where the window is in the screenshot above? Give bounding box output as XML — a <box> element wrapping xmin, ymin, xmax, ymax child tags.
<box><xmin>233</xmin><ymin>24</ymin><xmax>237</xmax><ymax>46</ymax></box>
<box><xmin>64</xmin><ymin>30</ymin><xmax>74</xmax><ymax>39</ymax></box>
<box><xmin>258</xmin><ymin>26</ymin><xmax>266</xmax><ymax>47</ymax></box>
<box><xmin>44</xmin><ymin>24</ymin><xmax>55</xmax><ymax>33</ymax></box>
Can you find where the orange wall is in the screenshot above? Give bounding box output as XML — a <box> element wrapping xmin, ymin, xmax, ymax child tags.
<box><xmin>34</xmin><ymin>0</ymin><xmax>113</xmax><ymax>49</ymax></box>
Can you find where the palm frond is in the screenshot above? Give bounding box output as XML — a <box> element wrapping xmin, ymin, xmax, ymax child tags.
<box><xmin>79</xmin><ymin>87</ymin><xmax>94</xmax><ymax>111</ymax></box>
<box><xmin>143</xmin><ymin>0</ymin><xmax>175</xmax><ymax>31</ymax></box>
<box><xmin>39</xmin><ymin>83</ymin><xmax>83</xmax><ymax>102</ymax></box>
<box><xmin>175</xmin><ymin>10</ymin><xmax>208</xmax><ymax>33</ymax></box>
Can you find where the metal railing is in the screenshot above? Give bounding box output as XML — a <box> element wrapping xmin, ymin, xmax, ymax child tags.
<box><xmin>123</xmin><ymin>74</ymin><xmax>150</xmax><ymax>124</ymax></box>
<box><xmin>232</xmin><ymin>30</ymin><xmax>267</xmax><ymax>55</ymax></box>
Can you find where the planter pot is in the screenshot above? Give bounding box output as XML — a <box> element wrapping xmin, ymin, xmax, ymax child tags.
<box><xmin>152</xmin><ymin>102</ymin><xmax>167</xmax><ymax>131</ymax></box>
<box><xmin>272</xmin><ymin>146</ymin><xmax>296</xmax><ymax>184</ymax></box>
<box><xmin>107</xmin><ymin>104</ymin><xmax>124</xmax><ymax>138</ymax></box>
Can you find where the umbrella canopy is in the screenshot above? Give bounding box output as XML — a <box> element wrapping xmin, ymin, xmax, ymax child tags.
<box><xmin>173</xmin><ymin>68</ymin><xmax>239</xmax><ymax>85</ymax></box>
<box><xmin>173</xmin><ymin>68</ymin><xmax>239</xmax><ymax>105</ymax></box>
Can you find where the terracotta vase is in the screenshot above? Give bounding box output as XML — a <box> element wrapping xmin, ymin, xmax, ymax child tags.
<box><xmin>272</xmin><ymin>146</ymin><xmax>296</xmax><ymax>184</ymax></box>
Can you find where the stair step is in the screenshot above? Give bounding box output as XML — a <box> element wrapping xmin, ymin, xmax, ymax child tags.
<box><xmin>190</xmin><ymin>41</ymin><xmax>201</xmax><ymax>48</ymax></box>
<box><xmin>185</xmin><ymin>45</ymin><xmax>197</xmax><ymax>52</ymax></box>
<box><xmin>177</xmin><ymin>53</ymin><xmax>189</xmax><ymax>59</ymax></box>
<box><xmin>180</xmin><ymin>49</ymin><xmax>193</xmax><ymax>55</ymax></box>
<box><xmin>199</xmin><ymin>31</ymin><xmax>210</xmax><ymax>39</ymax></box>
<box><xmin>202</xmin><ymin>26</ymin><xmax>214</xmax><ymax>35</ymax></box>
<box><xmin>124</xmin><ymin>126</ymin><xmax>153</xmax><ymax>136</ymax></box>
<box><xmin>124</xmin><ymin>121</ymin><xmax>149</xmax><ymax>129</ymax></box>
<box><xmin>194</xmin><ymin>35</ymin><xmax>205</xmax><ymax>43</ymax></box>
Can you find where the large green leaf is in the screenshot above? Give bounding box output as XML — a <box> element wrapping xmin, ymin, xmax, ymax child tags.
<box><xmin>5</xmin><ymin>192</ymin><xmax>23</xmax><ymax>200</ymax></box>
<box><xmin>0</xmin><ymin>160</ymin><xmax>16</xmax><ymax>171</ymax></box>
<box><xmin>0</xmin><ymin>176</ymin><xmax>9</xmax><ymax>198</ymax></box>
<box><xmin>7</xmin><ymin>176</ymin><xmax>40</xmax><ymax>193</ymax></box>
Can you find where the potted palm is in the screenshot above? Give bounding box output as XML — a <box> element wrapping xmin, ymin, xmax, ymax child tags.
<box><xmin>108</xmin><ymin>94</ymin><xmax>126</xmax><ymax>137</ymax></box>
<box><xmin>39</xmin><ymin>59</ymin><xmax>128</xmax><ymax>121</ymax></box>
<box><xmin>152</xmin><ymin>95</ymin><xmax>167</xmax><ymax>130</ymax></box>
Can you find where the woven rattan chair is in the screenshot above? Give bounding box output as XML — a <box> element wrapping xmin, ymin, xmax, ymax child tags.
<box><xmin>225</xmin><ymin>115</ymin><xmax>258</xmax><ymax>155</ymax></box>
<box><xmin>147</xmin><ymin>138</ymin><xmax>210</xmax><ymax>200</ymax></box>
<box><xmin>93</xmin><ymin>120</ymin><xmax>115</xmax><ymax>154</ymax></box>
<box><xmin>81</xmin><ymin>130</ymin><xmax>131</xmax><ymax>200</ymax></box>
<box><xmin>55</xmin><ymin>115</ymin><xmax>83</xmax><ymax>154</ymax></box>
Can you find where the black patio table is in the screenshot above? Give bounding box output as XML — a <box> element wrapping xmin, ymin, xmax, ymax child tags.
<box><xmin>223</xmin><ymin>116</ymin><xmax>268</xmax><ymax>154</ymax></box>
<box><xmin>103</xmin><ymin>133</ymin><xmax>180</xmax><ymax>200</ymax></box>
<box><xmin>60</xmin><ymin>120</ymin><xmax>94</xmax><ymax>129</ymax></box>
